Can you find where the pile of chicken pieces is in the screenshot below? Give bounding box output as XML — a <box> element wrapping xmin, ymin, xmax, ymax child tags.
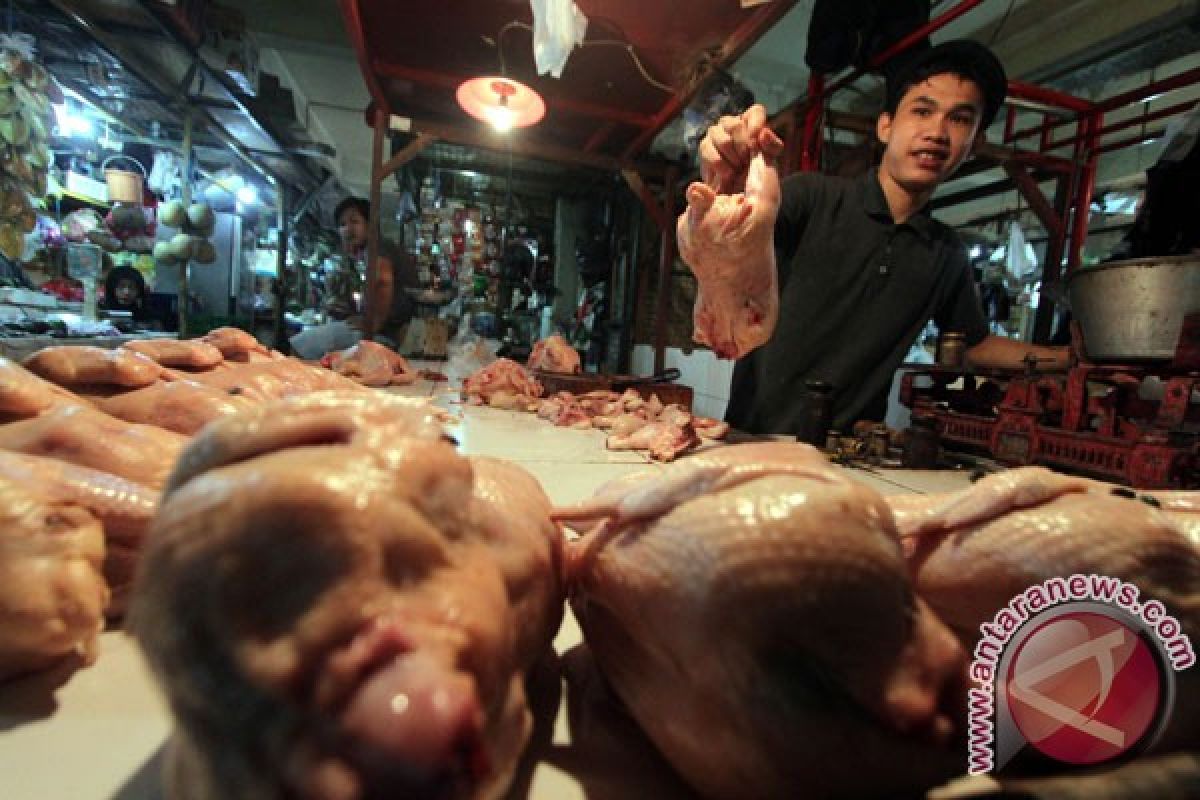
<box><xmin>0</xmin><ymin>328</ymin><xmax>437</xmax><ymax>681</ymax></box>
<box><xmin>461</xmin><ymin>355</ymin><xmax>729</xmax><ymax>462</ymax></box>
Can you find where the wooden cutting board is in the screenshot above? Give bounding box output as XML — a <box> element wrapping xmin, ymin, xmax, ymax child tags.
<box><xmin>532</xmin><ymin>370</ymin><xmax>612</xmax><ymax>395</ymax></box>
<box><xmin>532</xmin><ymin>369</ymin><xmax>693</xmax><ymax>410</ymax></box>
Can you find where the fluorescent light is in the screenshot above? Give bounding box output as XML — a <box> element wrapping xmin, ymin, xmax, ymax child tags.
<box><xmin>54</xmin><ymin>104</ymin><xmax>93</xmax><ymax>137</ymax></box>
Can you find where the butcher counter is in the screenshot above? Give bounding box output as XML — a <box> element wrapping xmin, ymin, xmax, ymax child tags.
<box><xmin>0</xmin><ymin>370</ymin><xmax>990</xmax><ymax>800</ymax></box>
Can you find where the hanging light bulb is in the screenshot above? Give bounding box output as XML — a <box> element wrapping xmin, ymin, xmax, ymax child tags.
<box><xmin>484</xmin><ymin>94</ymin><xmax>516</xmax><ymax>133</ymax></box>
<box><xmin>456</xmin><ymin>77</ymin><xmax>545</xmax><ymax>132</ymax></box>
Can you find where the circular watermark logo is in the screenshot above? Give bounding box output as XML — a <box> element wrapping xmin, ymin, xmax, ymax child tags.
<box><xmin>1005</xmin><ymin>609</ymin><xmax>1164</xmax><ymax>765</ymax></box>
<box><xmin>966</xmin><ymin>582</ymin><xmax>1189</xmax><ymax>776</ymax></box>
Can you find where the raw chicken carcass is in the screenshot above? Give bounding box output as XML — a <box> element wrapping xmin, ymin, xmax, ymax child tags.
<box><xmin>892</xmin><ymin>468</ymin><xmax>1200</xmax><ymax>641</ymax></box>
<box><xmin>0</xmin><ymin>404</ymin><xmax>185</xmax><ymax>489</ymax></box>
<box><xmin>893</xmin><ymin>467</ymin><xmax>1200</xmax><ymax>751</ymax></box>
<box><xmin>527</xmin><ymin>334</ymin><xmax>581</xmax><ymax>374</ymax></box>
<box><xmin>693</xmin><ymin>416</ymin><xmax>730</xmax><ymax>440</ymax></box>
<box><xmin>0</xmin><ymin>474</ymin><xmax>108</xmax><ymax>682</ymax></box>
<box><xmin>92</xmin><ymin>379</ymin><xmax>258</xmax><ymax>435</ymax></box>
<box><xmin>462</xmin><ymin>358</ymin><xmax>543</xmax><ymax>407</ymax></box>
<box><xmin>0</xmin><ymin>451</ymin><xmax>156</xmax><ymax>617</ymax></box>
<box><xmin>165</xmin><ymin>357</ymin><xmax>366</xmax><ymax>402</ymax></box>
<box><xmin>131</xmin><ymin>392</ymin><xmax>564</xmax><ymax>800</ymax></box>
<box><xmin>23</xmin><ymin>345</ymin><xmax>165</xmax><ymax>388</ymax></box>
<box><xmin>605</xmin><ymin>419</ymin><xmax>699</xmax><ymax>462</ymax></box>
<box><xmin>0</xmin><ymin>357</ymin><xmax>88</xmax><ymax>419</ymax></box>
<box><xmin>558</xmin><ymin>442</ymin><xmax>967</xmax><ymax>799</ymax></box>
<box><xmin>165</xmin><ymin>390</ymin><xmax>449</xmax><ymax>487</ymax></box>
<box><xmin>200</xmin><ymin>327</ymin><xmax>274</xmax><ymax>362</ymax></box>
<box><xmin>123</xmin><ymin>338</ymin><xmax>225</xmax><ymax>369</ymax></box>
<box><xmin>322</xmin><ymin>340</ymin><xmax>419</xmax><ymax>386</ymax></box>
<box><xmin>676</xmin><ymin>152</ymin><xmax>781</xmax><ymax>360</ymax></box>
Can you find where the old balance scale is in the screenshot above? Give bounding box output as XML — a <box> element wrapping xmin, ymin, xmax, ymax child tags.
<box><xmin>899</xmin><ymin>255</ymin><xmax>1200</xmax><ymax>488</ymax></box>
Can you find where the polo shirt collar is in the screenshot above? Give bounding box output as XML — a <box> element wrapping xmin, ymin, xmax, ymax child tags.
<box><xmin>862</xmin><ymin>168</ymin><xmax>936</xmax><ymax>242</ymax></box>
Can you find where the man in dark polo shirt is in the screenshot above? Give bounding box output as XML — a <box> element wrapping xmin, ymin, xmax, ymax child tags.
<box><xmin>687</xmin><ymin>40</ymin><xmax>1068</xmax><ymax>434</ymax></box>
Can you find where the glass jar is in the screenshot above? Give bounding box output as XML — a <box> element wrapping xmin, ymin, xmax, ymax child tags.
<box><xmin>796</xmin><ymin>379</ymin><xmax>834</xmax><ymax>447</ymax></box>
<box><xmin>936</xmin><ymin>331</ymin><xmax>966</xmax><ymax>369</ymax></box>
<box><xmin>902</xmin><ymin>415</ymin><xmax>941</xmax><ymax>469</ymax></box>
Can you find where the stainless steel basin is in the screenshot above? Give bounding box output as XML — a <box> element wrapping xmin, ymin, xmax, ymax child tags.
<box><xmin>1067</xmin><ymin>255</ymin><xmax>1200</xmax><ymax>361</ymax></box>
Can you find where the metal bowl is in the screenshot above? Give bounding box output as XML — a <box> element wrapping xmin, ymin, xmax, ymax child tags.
<box><xmin>1067</xmin><ymin>255</ymin><xmax>1200</xmax><ymax>362</ymax></box>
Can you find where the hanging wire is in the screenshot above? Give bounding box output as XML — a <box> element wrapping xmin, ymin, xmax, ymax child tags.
<box><xmin>489</xmin><ymin>20</ymin><xmax>673</xmax><ymax>92</ymax></box>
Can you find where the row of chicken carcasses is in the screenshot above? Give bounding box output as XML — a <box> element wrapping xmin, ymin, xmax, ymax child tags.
<box><xmin>0</xmin><ymin>331</ymin><xmax>437</xmax><ymax>660</ymax></box>
<box><xmin>4</xmin><ymin>327</ymin><xmax>1200</xmax><ymax>798</ymax></box>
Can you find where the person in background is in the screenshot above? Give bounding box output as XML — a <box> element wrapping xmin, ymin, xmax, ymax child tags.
<box><xmin>103</xmin><ymin>264</ymin><xmax>148</xmax><ymax>319</ymax></box>
<box><xmin>685</xmin><ymin>40</ymin><xmax>1069</xmax><ymax>434</ymax></box>
<box><xmin>334</xmin><ymin>196</ymin><xmax>420</xmax><ymax>347</ymax></box>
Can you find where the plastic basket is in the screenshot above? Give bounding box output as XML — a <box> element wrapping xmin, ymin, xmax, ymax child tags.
<box><xmin>102</xmin><ymin>155</ymin><xmax>146</xmax><ymax>204</ymax></box>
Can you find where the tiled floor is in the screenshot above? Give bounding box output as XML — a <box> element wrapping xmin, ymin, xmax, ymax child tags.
<box><xmin>0</xmin><ymin>389</ymin><xmax>975</xmax><ymax>800</ymax></box>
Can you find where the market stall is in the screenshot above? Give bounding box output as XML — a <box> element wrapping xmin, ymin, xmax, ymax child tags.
<box><xmin>1</xmin><ymin>1</ymin><xmax>1199</xmax><ymax>799</ymax></box>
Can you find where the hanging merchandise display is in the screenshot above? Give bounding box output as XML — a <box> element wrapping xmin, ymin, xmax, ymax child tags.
<box><xmin>0</xmin><ymin>34</ymin><xmax>60</xmax><ymax>261</ymax></box>
<box><xmin>154</xmin><ymin>199</ymin><xmax>218</xmax><ymax>266</ymax></box>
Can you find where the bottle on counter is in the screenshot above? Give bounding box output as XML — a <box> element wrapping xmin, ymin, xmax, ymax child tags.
<box><xmin>796</xmin><ymin>379</ymin><xmax>834</xmax><ymax>447</ymax></box>
<box><xmin>902</xmin><ymin>414</ymin><xmax>941</xmax><ymax>469</ymax></box>
<box><xmin>936</xmin><ymin>331</ymin><xmax>967</xmax><ymax>369</ymax></box>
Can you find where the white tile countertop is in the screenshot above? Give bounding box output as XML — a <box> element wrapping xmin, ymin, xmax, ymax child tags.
<box><xmin>0</xmin><ymin>374</ymin><xmax>980</xmax><ymax>800</ymax></box>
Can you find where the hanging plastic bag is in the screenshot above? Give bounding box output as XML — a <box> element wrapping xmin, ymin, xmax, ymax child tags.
<box><xmin>1006</xmin><ymin>219</ymin><xmax>1037</xmax><ymax>282</ymax></box>
<box><xmin>530</xmin><ymin>0</ymin><xmax>587</xmax><ymax>79</ymax></box>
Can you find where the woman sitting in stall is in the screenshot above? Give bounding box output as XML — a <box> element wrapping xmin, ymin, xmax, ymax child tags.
<box><xmin>103</xmin><ymin>264</ymin><xmax>149</xmax><ymax>322</ymax></box>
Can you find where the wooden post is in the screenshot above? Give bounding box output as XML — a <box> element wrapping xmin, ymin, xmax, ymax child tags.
<box><xmin>272</xmin><ymin>188</ymin><xmax>289</xmax><ymax>352</ymax></box>
<box><xmin>1032</xmin><ymin>173</ymin><xmax>1073</xmax><ymax>344</ymax></box>
<box><xmin>364</xmin><ymin>106</ymin><xmax>386</xmax><ymax>341</ymax></box>
<box><xmin>653</xmin><ymin>166</ymin><xmax>678</xmax><ymax>374</ymax></box>
<box><xmin>177</xmin><ymin>107</ymin><xmax>192</xmax><ymax>338</ymax></box>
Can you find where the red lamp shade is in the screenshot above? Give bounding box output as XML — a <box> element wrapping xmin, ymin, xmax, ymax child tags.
<box><xmin>456</xmin><ymin>76</ymin><xmax>546</xmax><ymax>131</ymax></box>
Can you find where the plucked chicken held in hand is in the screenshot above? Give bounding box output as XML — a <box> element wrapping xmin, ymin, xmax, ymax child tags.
<box><xmin>677</xmin><ymin>106</ymin><xmax>784</xmax><ymax>360</ymax></box>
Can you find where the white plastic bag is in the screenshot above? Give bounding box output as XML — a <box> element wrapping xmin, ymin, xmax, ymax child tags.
<box><xmin>288</xmin><ymin>320</ymin><xmax>361</xmax><ymax>360</ymax></box>
<box><xmin>446</xmin><ymin>327</ymin><xmax>497</xmax><ymax>386</ymax></box>
<box><xmin>530</xmin><ymin>0</ymin><xmax>587</xmax><ymax>79</ymax></box>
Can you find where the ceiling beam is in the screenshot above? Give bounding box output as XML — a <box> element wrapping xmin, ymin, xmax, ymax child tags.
<box><xmin>381</xmin><ymin>133</ymin><xmax>436</xmax><ymax>179</ymax></box>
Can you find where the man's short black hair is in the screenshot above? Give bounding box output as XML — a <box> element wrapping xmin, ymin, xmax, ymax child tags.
<box><xmin>884</xmin><ymin>40</ymin><xmax>1007</xmax><ymax>130</ymax></box>
<box><xmin>334</xmin><ymin>196</ymin><xmax>370</xmax><ymax>224</ymax></box>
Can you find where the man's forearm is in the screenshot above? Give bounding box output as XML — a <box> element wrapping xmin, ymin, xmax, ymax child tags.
<box><xmin>368</xmin><ymin>282</ymin><xmax>393</xmax><ymax>335</ymax></box>
<box><xmin>965</xmin><ymin>334</ymin><xmax>1070</xmax><ymax>371</ymax></box>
